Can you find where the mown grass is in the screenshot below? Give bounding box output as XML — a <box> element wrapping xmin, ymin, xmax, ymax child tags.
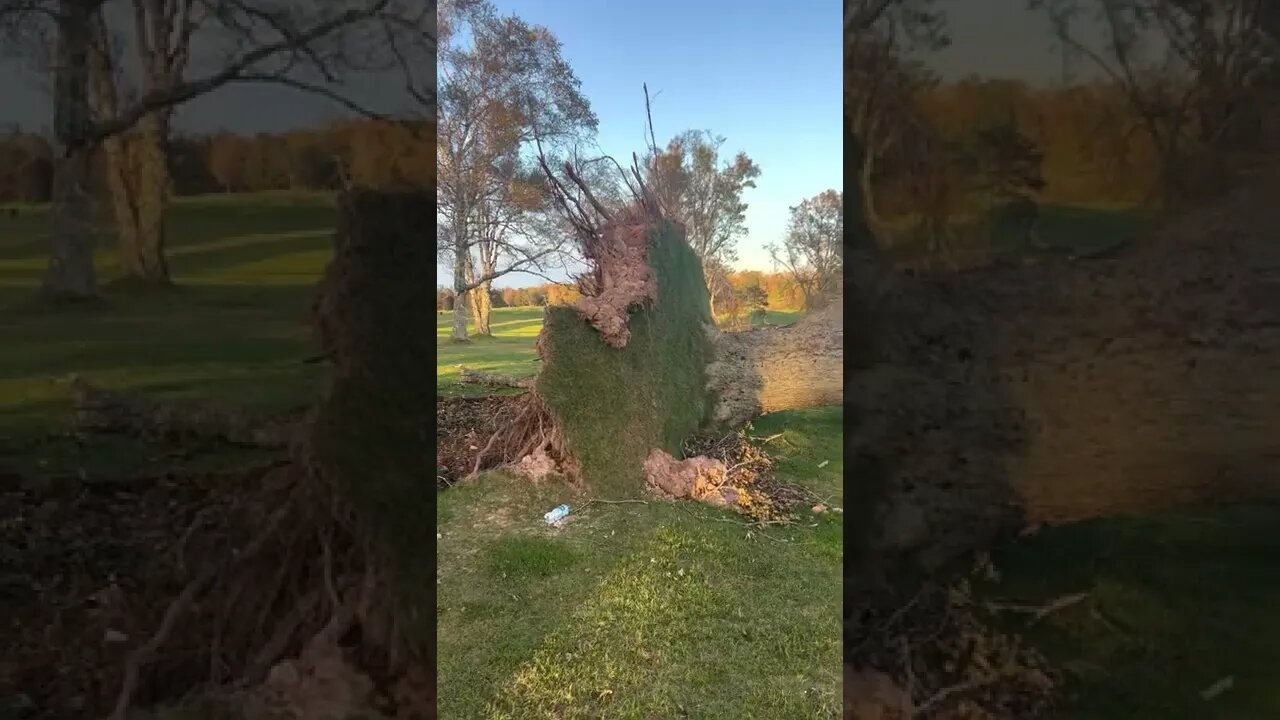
<box><xmin>437</xmin><ymin>406</ymin><xmax>844</xmax><ymax>719</ymax></box>
<box><xmin>0</xmin><ymin>193</ymin><xmax>335</xmax><ymax>477</ymax></box>
<box><xmin>436</xmin><ymin>307</ymin><xmax>544</xmax><ymax>397</ymax></box>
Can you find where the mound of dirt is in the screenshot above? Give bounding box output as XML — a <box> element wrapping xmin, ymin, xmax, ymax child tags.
<box><xmin>853</xmin><ymin>165</ymin><xmax>1280</xmax><ymax>576</ymax></box>
<box><xmin>847</xmin><ymin>164</ymin><xmax>1280</xmax><ymax>716</ymax></box>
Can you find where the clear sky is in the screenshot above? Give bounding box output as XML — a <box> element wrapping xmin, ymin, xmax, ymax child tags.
<box><xmin>482</xmin><ymin>0</ymin><xmax>843</xmax><ymax>285</ymax></box>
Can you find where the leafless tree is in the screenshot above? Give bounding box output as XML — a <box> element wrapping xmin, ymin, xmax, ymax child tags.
<box><xmin>0</xmin><ymin>0</ymin><xmax>434</xmax><ymax>299</ymax></box>
<box><xmin>643</xmin><ymin>129</ymin><xmax>760</xmax><ymax>315</ymax></box>
<box><xmin>1032</xmin><ymin>0</ymin><xmax>1278</xmax><ymax>201</ymax></box>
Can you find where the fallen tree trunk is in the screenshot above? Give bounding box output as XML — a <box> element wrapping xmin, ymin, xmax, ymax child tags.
<box><xmin>706</xmin><ymin>302</ymin><xmax>844</xmax><ymax>428</ymax></box>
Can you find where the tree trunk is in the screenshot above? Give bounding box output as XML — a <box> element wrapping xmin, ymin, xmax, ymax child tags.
<box><xmin>44</xmin><ymin>0</ymin><xmax>99</xmax><ymax>301</ymax></box>
<box><xmin>471</xmin><ymin>282</ymin><xmax>493</xmax><ymax>336</ymax></box>
<box><xmin>118</xmin><ymin>115</ymin><xmax>172</xmax><ymax>284</ymax></box>
<box><xmin>88</xmin><ymin>23</ymin><xmax>173</xmax><ymax>286</ymax></box>
<box><xmin>860</xmin><ymin>144</ymin><xmax>883</xmax><ymax>233</ymax></box>
<box><xmin>450</xmin><ymin>227</ymin><xmax>470</xmax><ymax>342</ymax></box>
<box><xmin>706</xmin><ymin>302</ymin><xmax>843</xmax><ymax>428</ymax></box>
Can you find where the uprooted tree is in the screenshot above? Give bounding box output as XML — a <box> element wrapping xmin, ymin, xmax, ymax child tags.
<box><xmin>465</xmin><ymin>152</ymin><xmax>843</xmax><ymax>504</ymax></box>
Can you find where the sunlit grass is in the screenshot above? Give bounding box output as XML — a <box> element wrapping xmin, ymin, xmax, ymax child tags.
<box><xmin>437</xmin><ymin>406</ymin><xmax>844</xmax><ymax>719</ymax></box>
<box><xmin>0</xmin><ymin>194</ymin><xmax>335</xmax><ymax>476</ymax></box>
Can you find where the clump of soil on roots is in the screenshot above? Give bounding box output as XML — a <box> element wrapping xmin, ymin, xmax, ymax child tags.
<box><xmin>654</xmin><ymin>431</ymin><xmax>816</xmax><ymax>522</ymax></box>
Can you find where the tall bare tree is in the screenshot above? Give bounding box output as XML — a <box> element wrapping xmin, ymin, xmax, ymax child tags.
<box><xmin>847</xmin><ymin>34</ymin><xmax>937</xmax><ymax>240</ymax></box>
<box><xmin>0</xmin><ymin>0</ymin><xmax>433</xmax><ymax>300</ymax></box>
<box><xmin>1033</xmin><ymin>0</ymin><xmax>1279</xmax><ymax>201</ymax></box>
<box><xmin>437</xmin><ymin>0</ymin><xmax>596</xmax><ymax>341</ymax></box>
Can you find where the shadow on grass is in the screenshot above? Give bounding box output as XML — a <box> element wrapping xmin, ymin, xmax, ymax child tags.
<box><xmin>976</xmin><ymin>504</ymin><xmax>1280</xmax><ymax>719</ymax></box>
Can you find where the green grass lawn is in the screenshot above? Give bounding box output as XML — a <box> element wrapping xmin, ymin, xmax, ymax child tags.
<box><xmin>437</xmin><ymin>300</ymin><xmax>842</xmax><ymax>717</ymax></box>
<box><xmin>0</xmin><ymin>193</ymin><xmax>336</xmax><ymax>476</ymax></box>
<box><xmin>437</xmin><ymin>406</ymin><xmax>844</xmax><ymax>719</ymax></box>
<box><xmin>437</xmin><ymin>307</ymin><xmax>544</xmax><ymax>396</ymax></box>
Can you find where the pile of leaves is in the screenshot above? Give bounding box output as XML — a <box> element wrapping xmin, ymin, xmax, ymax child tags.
<box><xmin>435</xmin><ymin>395</ymin><xmax>525</xmax><ymax>488</ymax></box>
<box><xmin>848</xmin><ymin>568</ymin><xmax>1060</xmax><ymax>719</ymax></box>
<box><xmin>680</xmin><ymin>431</ymin><xmax>813</xmax><ymax>522</ymax></box>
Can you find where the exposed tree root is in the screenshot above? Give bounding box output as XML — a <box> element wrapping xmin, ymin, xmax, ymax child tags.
<box><xmin>848</xmin><ymin>574</ymin><xmax>1059</xmax><ymax>719</ymax></box>
<box><xmin>104</xmin><ymin>451</ymin><xmax>423</xmax><ymax>719</ymax></box>
<box><xmin>468</xmin><ymin>392</ymin><xmax>577</xmax><ymax>483</ymax></box>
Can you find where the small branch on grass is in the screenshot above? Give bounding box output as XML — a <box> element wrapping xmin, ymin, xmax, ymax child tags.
<box><xmin>982</xmin><ymin>591</ymin><xmax>1091</xmax><ymax>626</ymax></box>
<box><xmin>457</xmin><ymin>366</ymin><xmax>534</xmax><ymax>389</ymax></box>
<box><xmin>751</xmin><ymin>432</ymin><xmax>786</xmax><ymax>444</ymax></box>
<box><xmin>576</xmin><ymin>498</ymin><xmax>650</xmax><ymax>512</ymax></box>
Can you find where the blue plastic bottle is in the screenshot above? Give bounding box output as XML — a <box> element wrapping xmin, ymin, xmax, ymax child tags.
<box><xmin>544</xmin><ymin>504</ymin><xmax>570</xmax><ymax>524</ymax></box>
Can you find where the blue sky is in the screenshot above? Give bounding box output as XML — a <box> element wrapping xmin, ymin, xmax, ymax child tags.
<box><xmin>482</xmin><ymin>0</ymin><xmax>843</xmax><ymax>286</ymax></box>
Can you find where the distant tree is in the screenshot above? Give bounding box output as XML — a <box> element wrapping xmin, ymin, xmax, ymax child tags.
<box><xmin>1033</xmin><ymin>0</ymin><xmax>1279</xmax><ymax>202</ymax></box>
<box><xmin>740</xmin><ymin>284</ymin><xmax>768</xmax><ymax>314</ymax></box>
<box><xmin>0</xmin><ymin>132</ymin><xmax>54</xmax><ymax>202</ymax></box>
<box><xmin>702</xmin><ymin>256</ymin><xmax>737</xmax><ymax>318</ymax></box>
<box><xmin>285</xmin><ymin>133</ymin><xmax>339</xmax><ymax>190</ymax></box>
<box><xmin>437</xmin><ymin>287</ymin><xmax>456</xmax><ymax>311</ymax></box>
<box><xmin>847</xmin><ymin>22</ymin><xmax>940</xmax><ymax>239</ymax></box>
<box><xmin>544</xmin><ymin>282</ymin><xmax>582</xmax><ymax>306</ymax></box>
<box><xmin>167</xmin><ymin>135</ymin><xmax>218</xmax><ymax>195</ymax></box>
<box><xmin>768</xmin><ymin>190</ymin><xmax>843</xmax><ymax>311</ymax></box>
<box><xmin>645</xmin><ymin>130</ymin><xmax>760</xmax><ymax>314</ymax></box>
<box><xmin>208</xmin><ymin>134</ymin><xmax>248</xmax><ymax>193</ymax></box>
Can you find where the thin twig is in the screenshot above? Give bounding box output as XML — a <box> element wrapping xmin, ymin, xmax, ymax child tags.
<box><xmin>983</xmin><ymin>591</ymin><xmax>1091</xmax><ymax>626</ymax></box>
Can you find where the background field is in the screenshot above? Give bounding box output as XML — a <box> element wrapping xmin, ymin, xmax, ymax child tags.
<box><xmin>0</xmin><ymin>194</ymin><xmax>335</xmax><ymax>477</ymax></box>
